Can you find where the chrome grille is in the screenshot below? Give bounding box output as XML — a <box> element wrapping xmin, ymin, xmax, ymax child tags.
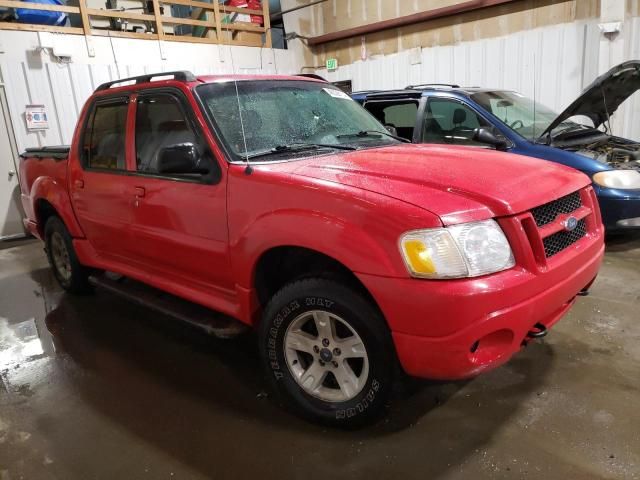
<box><xmin>531</xmin><ymin>191</ymin><xmax>582</xmax><ymax>227</ymax></box>
<box><xmin>542</xmin><ymin>219</ymin><xmax>587</xmax><ymax>258</ymax></box>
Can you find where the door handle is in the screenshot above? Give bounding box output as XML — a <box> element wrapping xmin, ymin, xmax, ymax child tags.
<box><xmin>134</xmin><ymin>186</ymin><xmax>146</xmax><ymax>198</ymax></box>
<box><xmin>8</xmin><ymin>170</ymin><xmax>15</xmax><ymax>178</ymax></box>
<box><xmin>74</xmin><ymin>179</ymin><xmax>84</xmax><ymax>189</ymax></box>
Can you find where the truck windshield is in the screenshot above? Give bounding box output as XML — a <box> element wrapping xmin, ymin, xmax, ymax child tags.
<box><xmin>471</xmin><ymin>91</ymin><xmax>571</xmax><ymax>140</ymax></box>
<box><xmin>197</xmin><ymin>80</ymin><xmax>398</xmax><ymax>162</ymax></box>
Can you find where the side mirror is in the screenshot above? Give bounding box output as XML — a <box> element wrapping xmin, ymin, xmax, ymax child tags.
<box><xmin>384</xmin><ymin>125</ymin><xmax>398</xmax><ymax>136</ymax></box>
<box><xmin>157</xmin><ymin>143</ymin><xmax>209</xmax><ymax>175</ymax></box>
<box><xmin>473</xmin><ymin>128</ymin><xmax>508</xmax><ymax>151</ymax></box>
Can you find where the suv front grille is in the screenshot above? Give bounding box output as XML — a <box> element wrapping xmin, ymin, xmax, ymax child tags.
<box><xmin>542</xmin><ymin>219</ymin><xmax>587</xmax><ymax>257</ymax></box>
<box><xmin>531</xmin><ymin>191</ymin><xmax>582</xmax><ymax>227</ymax></box>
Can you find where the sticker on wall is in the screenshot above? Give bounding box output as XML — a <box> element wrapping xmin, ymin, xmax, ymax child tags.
<box><xmin>25</xmin><ymin>104</ymin><xmax>49</xmax><ymax>130</ymax></box>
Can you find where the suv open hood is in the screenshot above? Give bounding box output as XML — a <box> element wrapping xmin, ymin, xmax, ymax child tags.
<box><xmin>541</xmin><ymin>60</ymin><xmax>640</xmax><ymax>139</ymax></box>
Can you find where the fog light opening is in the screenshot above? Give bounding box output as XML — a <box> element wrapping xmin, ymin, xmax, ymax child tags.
<box><xmin>468</xmin><ymin>329</ymin><xmax>515</xmax><ymax>365</ymax></box>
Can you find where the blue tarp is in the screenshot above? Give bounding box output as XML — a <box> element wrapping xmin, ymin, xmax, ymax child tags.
<box><xmin>16</xmin><ymin>0</ymin><xmax>67</xmax><ymax>26</ymax></box>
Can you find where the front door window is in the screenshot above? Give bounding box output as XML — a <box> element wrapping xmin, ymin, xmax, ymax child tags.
<box><xmin>423</xmin><ymin>98</ymin><xmax>492</xmax><ymax>146</ymax></box>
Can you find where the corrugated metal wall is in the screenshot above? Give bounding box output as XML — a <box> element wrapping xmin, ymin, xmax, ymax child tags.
<box><xmin>2</xmin><ymin>17</ymin><xmax>639</xmax><ymax>152</ymax></box>
<box><xmin>317</xmin><ymin>18</ymin><xmax>640</xmax><ymax>141</ymax></box>
<box><xmin>0</xmin><ymin>31</ymin><xmax>302</xmax><ymax>152</ymax></box>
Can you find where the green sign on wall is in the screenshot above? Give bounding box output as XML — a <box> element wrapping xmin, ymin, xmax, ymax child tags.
<box><xmin>326</xmin><ymin>58</ymin><xmax>338</xmax><ymax>71</ymax></box>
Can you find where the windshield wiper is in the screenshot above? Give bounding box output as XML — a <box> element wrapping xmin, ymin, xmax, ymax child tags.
<box><xmin>243</xmin><ymin>142</ymin><xmax>356</xmax><ymax>160</ymax></box>
<box><xmin>336</xmin><ymin>130</ymin><xmax>411</xmax><ymax>143</ymax></box>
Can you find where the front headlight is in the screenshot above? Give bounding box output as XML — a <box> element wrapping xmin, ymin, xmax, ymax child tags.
<box><xmin>593</xmin><ymin>170</ymin><xmax>640</xmax><ymax>189</ymax></box>
<box><xmin>399</xmin><ymin>219</ymin><xmax>515</xmax><ymax>279</ymax></box>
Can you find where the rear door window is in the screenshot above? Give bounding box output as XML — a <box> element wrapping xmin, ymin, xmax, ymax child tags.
<box><xmin>82</xmin><ymin>99</ymin><xmax>128</xmax><ymax>170</ymax></box>
<box><xmin>365</xmin><ymin>101</ymin><xmax>418</xmax><ymax>141</ymax></box>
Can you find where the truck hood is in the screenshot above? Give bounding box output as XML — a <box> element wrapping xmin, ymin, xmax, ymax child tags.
<box><xmin>279</xmin><ymin>144</ymin><xmax>590</xmax><ymax>225</ymax></box>
<box><xmin>541</xmin><ymin>60</ymin><xmax>640</xmax><ymax>138</ymax></box>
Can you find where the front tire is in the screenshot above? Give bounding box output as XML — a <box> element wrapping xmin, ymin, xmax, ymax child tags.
<box><xmin>44</xmin><ymin>216</ymin><xmax>92</xmax><ymax>294</ymax></box>
<box><xmin>259</xmin><ymin>278</ymin><xmax>394</xmax><ymax>427</ymax></box>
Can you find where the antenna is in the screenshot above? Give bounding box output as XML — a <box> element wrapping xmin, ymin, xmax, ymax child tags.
<box><xmin>223</xmin><ymin>12</ymin><xmax>253</xmax><ymax>175</ymax></box>
<box><xmin>533</xmin><ymin>52</ymin><xmax>537</xmax><ymax>140</ymax></box>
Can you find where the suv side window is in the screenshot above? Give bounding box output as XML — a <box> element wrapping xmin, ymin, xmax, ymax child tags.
<box><xmin>135</xmin><ymin>93</ymin><xmax>202</xmax><ymax>174</ymax></box>
<box><xmin>82</xmin><ymin>99</ymin><xmax>128</xmax><ymax>170</ymax></box>
<box><xmin>423</xmin><ymin>97</ymin><xmax>491</xmax><ymax>146</ymax></box>
<box><xmin>366</xmin><ymin>101</ymin><xmax>418</xmax><ymax>141</ymax></box>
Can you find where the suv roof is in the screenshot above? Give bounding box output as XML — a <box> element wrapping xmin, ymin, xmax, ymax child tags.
<box><xmin>363</xmin><ymin>85</ymin><xmax>504</xmax><ymax>101</ymax></box>
<box><xmin>96</xmin><ymin>70</ymin><xmax>326</xmax><ymax>92</ymax></box>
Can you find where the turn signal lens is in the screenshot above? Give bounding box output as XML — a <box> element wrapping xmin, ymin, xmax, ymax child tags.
<box><xmin>399</xmin><ymin>229</ymin><xmax>468</xmax><ymax>279</ymax></box>
<box><xmin>402</xmin><ymin>239</ymin><xmax>437</xmax><ymax>274</ymax></box>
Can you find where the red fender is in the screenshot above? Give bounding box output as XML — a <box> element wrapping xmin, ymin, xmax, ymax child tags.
<box><xmin>30</xmin><ymin>175</ymin><xmax>85</xmax><ymax>238</ymax></box>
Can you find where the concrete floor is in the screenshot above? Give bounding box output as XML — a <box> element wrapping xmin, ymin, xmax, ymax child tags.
<box><xmin>0</xmin><ymin>237</ymin><xmax>639</xmax><ymax>480</ymax></box>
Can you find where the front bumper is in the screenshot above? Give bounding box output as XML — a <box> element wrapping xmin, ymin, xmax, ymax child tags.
<box><xmin>357</xmin><ymin>219</ymin><xmax>604</xmax><ymax>380</ymax></box>
<box><xmin>596</xmin><ymin>192</ymin><xmax>640</xmax><ymax>231</ymax></box>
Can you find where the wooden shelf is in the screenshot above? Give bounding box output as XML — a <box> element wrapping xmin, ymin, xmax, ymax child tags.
<box><xmin>86</xmin><ymin>8</ymin><xmax>156</xmax><ymax>22</ymax></box>
<box><xmin>0</xmin><ymin>0</ymin><xmax>271</xmax><ymax>48</ymax></box>
<box><xmin>91</xmin><ymin>29</ymin><xmax>159</xmax><ymax>40</ymax></box>
<box><xmin>222</xmin><ymin>21</ymin><xmax>264</xmax><ymax>32</ymax></box>
<box><xmin>161</xmin><ymin>0</ymin><xmax>217</xmax><ymax>11</ymax></box>
<box><xmin>161</xmin><ymin>16</ymin><xmax>215</xmax><ymax>27</ymax></box>
<box><xmin>219</xmin><ymin>5</ymin><xmax>262</xmax><ymax>15</ymax></box>
<box><xmin>0</xmin><ymin>21</ymin><xmax>83</xmax><ymax>34</ymax></box>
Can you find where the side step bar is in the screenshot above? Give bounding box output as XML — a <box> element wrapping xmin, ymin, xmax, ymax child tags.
<box><xmin>88</xmin><ymin>273</ymin><xmax>248</xmax><ymax>339</ymax></box>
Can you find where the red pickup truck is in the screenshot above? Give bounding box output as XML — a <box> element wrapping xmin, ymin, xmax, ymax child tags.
<box><xmin>20</xmin><ymin>71</ymin><xmax>604</xmax><ymax>426</ymax></box>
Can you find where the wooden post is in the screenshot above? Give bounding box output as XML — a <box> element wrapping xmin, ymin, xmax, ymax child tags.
<box><xmin>151</xmin><ymin>0</ymin><xmax>165</xmax><ymax>40</ymax></box>
<box><xmin>77</xmin><ymin>0</ymin><xmax>91</xmax><ymax>36</ymax></box>
<box><xmin>77</xmin><ymin>0</ymin><xmax>94</xmax><ymax>56</ymax></box>
<box><xmin>262</xmin><ymin>0</ymin><xmax>271</xmax><ymax>48</ymax></box>
<box><xmin>212</xmin><ymin>0</ymin><xmax>222</xmax><ymax>43</ymax></box>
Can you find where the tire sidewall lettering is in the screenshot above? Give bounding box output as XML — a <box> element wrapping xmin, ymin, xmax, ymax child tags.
<box><xmin>305</xmin><ymin>297</ymin><xmax>334</xmax><ymax>308</ymax></box>
<box><xmin>265</xmin><ymin>294</ymin><xmax>381</xmax><ymax>421</ymax></box>
<box><xmin>267</xmin><ymin>300</ymin><xmax>301</xmax><ymax>377</ymax></box>
<box><xmin>334</xmin><ymin>379</ymin><xmax>380</xmax><ymax>420</ymax></box>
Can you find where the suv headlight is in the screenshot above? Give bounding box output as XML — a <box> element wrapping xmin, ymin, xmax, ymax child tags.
<box><xmin>593</xmin><ymin>170</ymin><xmax>640</xmax><ymax>189</ymax></box>
<box><xmin>399</xmin><ymin>219</ymin><xmax>515</xmax><ymax>279</ymax></box>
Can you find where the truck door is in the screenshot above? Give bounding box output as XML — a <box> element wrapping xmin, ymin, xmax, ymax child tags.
<box><xmin>68</xmin><ymin>96</ymin><xmax>139</xmax><ymax>262</ymax></box>
<box><xmin>126</xmin><ymin>89</ymin><xmax>232</xmax><ymax>293</ymax></box>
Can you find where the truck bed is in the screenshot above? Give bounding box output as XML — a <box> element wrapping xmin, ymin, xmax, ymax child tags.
<box><xmin>19</xmin><ymin>146</ymin><xmax>71</xmax><ymax>238</ymax></box>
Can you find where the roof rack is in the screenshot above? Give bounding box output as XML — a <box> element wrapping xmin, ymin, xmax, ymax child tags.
<box><xmin>96</xmin><ymin>71</ymin><xmax>197</xmax><ymax>91</ymax></box>
<box><xmin>405</xmin><ymin>83</ymin><xmax>460</xmax><ymax>90</ymax></box>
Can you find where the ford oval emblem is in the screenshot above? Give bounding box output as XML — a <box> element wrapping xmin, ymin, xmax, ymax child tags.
<box><xmin>563</xmin><ymin>216</ymin><xmax>579</xmax><ymax>232</ymax></box>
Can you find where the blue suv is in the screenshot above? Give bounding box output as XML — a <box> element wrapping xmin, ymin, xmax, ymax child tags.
<box><xmin>352</xmin><ymin>61</ymin><xmax>640</xmax><ymax>231</ymax></box>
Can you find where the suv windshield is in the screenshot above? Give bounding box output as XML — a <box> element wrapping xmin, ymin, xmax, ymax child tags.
<box><xmin>197</xmin><ymin>80</ymin><xmax>398</xmax><ymax>162</ymax></box>
<box><xmin>472</xmin><ymin>90</ymin><xmax>580</xmax><ymax>140</ymax></box>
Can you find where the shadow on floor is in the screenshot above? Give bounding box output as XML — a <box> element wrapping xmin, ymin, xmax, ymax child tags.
<box><xmin>31</xmin><ymin>266</ymin><xmax>556</xmax><ymax>478</ymax></box>
<box><xmin>605</xmin><ymin>231</ymin><xmax>640</xmax><ymax>253</ymax></box>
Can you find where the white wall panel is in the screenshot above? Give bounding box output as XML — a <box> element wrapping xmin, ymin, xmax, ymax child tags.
<box><xmin>319</xmin><ymin>19</ymin><xmax>640</xmax><ymax>141</ymax></box>
<box><xmin>0</xmin><ymin>31</ymin><xmax>303</xmax><ymax>152</ymax></box>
